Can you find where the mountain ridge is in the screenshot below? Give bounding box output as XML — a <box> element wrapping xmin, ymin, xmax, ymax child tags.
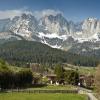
<box><xmin>0</xmin><ymin>10</ymin><xmax>100</xmax><ymax>57</ymax></box>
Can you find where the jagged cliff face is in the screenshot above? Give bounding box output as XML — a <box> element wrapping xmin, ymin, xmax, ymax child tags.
<box><xmin>40</xmin><ymin>14</ymin><xmax>70</xmax><ymax>35</ymax></box>
<box><xmin>82</xmin><ymin>18</ymin><xmax>100</xmax><ymax>34</ymax></box>
<box><xmin>80</xmin><ymin>18</ymin><xmax>100</xmax><ymax>38</ymax></box>
<box><xmin>73</xmin><ymin>18</ymin><xmax>100</xmax><ymax>42</ymax></box>
<box><xmin>10</xmin><ymin>14</ymin><xmax>39</xmax><ymax>40</ymax></box>
<box><xmin>0</xmin><ymin>12</ymin><xmax>100</xmax><ymax>53</ymax></box>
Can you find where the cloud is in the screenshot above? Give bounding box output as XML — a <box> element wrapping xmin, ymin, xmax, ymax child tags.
<box><xmin>0</xmin><ymin>8</ymin><xmax>32</xmax><ymax>19</ymax></box>
<box><xmin>33</xmin><ymin>9</ymin><xmax>63</xmax><ymax>19</ymax></box>
<box><xmin>0</xmin><ymin>9</ymin><xmax>62</xmax><ymax>20</ymax></box>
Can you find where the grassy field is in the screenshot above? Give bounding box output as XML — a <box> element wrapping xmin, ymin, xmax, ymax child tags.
<box><xmin>64</xmin><ymin>64</ymin><xmax>96</xmax><ymax>75</ymax></box>
<box><xmin>78</xmin><ymin>67</ymin><xmax>96</xmax><ymax>75</ymax></box>
<box><xmin>0</xmin><ymin>93</ymin><xmax>88</xmax><ymax>100</ymax></box>
<box><xmin>8</xmin><ymin>65</ymin><xmax>29</xmax><ymax>72</ymax></box>
<box><xmin>28</xmin><ymin>85</ymin><xmax>76</xmax><ymax>90</ymax></box>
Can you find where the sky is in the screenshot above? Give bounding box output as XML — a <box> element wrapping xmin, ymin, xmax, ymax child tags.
<box><xmin>0</xmin><ymin>0</ymin><xmax>100</xmax><ymax>21</ymax></box>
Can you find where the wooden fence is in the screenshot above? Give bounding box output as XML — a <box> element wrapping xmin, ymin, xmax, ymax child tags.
<box><xmin>9</xmin><ymin>89</ymin><xmax>78</xmax><ymax>93</ymax></box>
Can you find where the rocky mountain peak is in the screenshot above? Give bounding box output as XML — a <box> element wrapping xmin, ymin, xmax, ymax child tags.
<box><xmin>0</xmin><ymin>11</ymin><xmax>100</xmax><ymax>50</ymax></box>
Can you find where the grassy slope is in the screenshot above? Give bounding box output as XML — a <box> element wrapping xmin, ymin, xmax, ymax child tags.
<box><xmin>0</xmin><ymin>93</ymin><xmax>88</xmax><ymax>100</ymax></box>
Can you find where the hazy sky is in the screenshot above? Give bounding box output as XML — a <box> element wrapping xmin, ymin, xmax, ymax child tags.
<box><xmin>0</xmin><ymin>0</ymin><xmax>100</xmax><ymax>21</ymax></box>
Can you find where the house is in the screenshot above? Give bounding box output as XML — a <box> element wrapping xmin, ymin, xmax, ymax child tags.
<box><xmin>84</xmin><ymin>75</ymin><xmax>94</xmax><ymax>87</ymax></box>
<box><xmin>79</xmin><ymin>74</ymin><xmax>94</xmax><ymax>87</ymax></box>
<box><xmin>43</xmin><ymin>74</ymin><xmax>65</xmax><ymax>85</ymax></box>
<box><xmin>43</xmin><ymin>74</ymin><xmax>57</xmax><ymax>85</ymax></box>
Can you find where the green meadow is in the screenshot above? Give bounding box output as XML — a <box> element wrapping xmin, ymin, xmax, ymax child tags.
<box><xmin>0</xmin><ymin>93</ymin><xmax>88</xmax><ymax>100</ymax></box>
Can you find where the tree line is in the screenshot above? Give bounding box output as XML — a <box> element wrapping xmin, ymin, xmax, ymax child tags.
<box><xmin>0</xmin><ymin>40</ymin><xmax>99</xmax><ymax>67</ymax></box>
<box><xmin>0</xmin><ymin>59</ymin><xmax>33</xmax><ymax>90</ymax></box>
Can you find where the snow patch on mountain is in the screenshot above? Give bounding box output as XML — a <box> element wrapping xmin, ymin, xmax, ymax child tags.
<box><xmin>38</xmin><ymin>32</ymin><xmax>68</xmax><ymax>41</ymax></box>
<box><xmin>75</xmin><ymin>32</ymin><xmax>100</xmax><ymax>43</ymax></box>
<box><xmin>76</xmin><ymin>31</ymin><xmax>83</xmax><ymax>35</ymax></box>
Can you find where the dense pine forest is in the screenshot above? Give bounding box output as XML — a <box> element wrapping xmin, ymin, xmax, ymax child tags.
<box><xmin>0</xmin><ymin>40</ymin><xmax>99</xmax><ymax>67</ymax></box>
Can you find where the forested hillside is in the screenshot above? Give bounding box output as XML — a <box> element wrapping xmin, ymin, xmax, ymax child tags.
<box><xmin>0</xmin><ymin>40</ymin><xmax>99</xmax><ymax>67</ymax></box>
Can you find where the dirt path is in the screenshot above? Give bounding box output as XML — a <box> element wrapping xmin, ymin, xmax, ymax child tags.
<box><xmin>78</xmin><ymin>87</ymin><xmax>98</xmax><ymax>100</ymax></box>
<box><xmin>87</xmin><ymin>93</ymin><xmax>98</xmax><ymax>100</ymax></box>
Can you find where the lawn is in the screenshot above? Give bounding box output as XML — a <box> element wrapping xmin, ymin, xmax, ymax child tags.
<box><xmin>0</xmin><ymin>93</ymin><xmax>88</xmax><ymax>100</ymax></box>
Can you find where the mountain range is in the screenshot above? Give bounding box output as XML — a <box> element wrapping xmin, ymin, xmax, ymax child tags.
<box><xmin>0</xmin><ymin>11</ymin><xmax>100</xmax><ymax>57</ymax></box>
